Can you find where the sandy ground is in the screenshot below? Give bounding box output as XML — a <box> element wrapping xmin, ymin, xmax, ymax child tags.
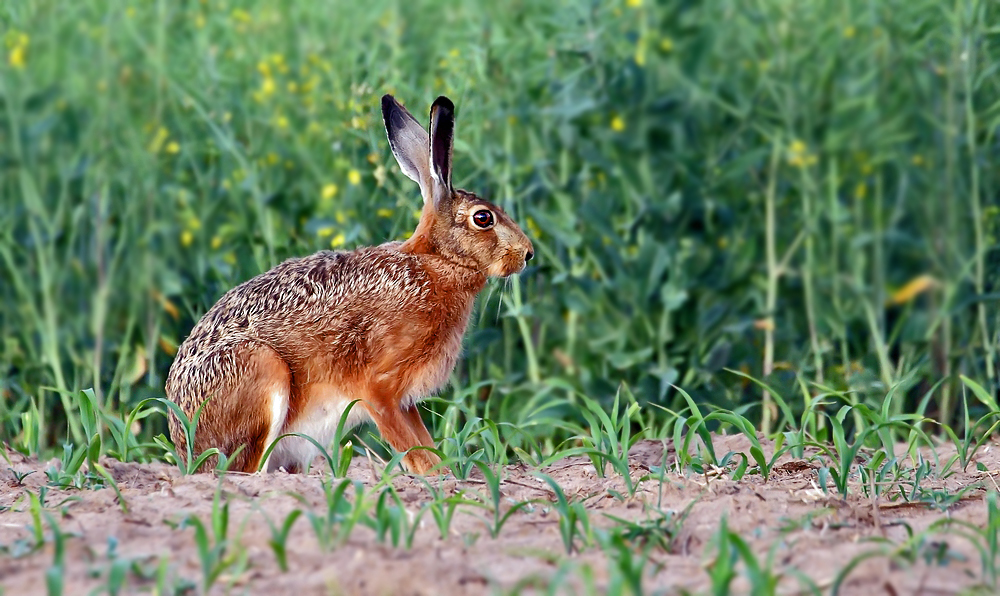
<box><xmin>1</xmin><ymin>435</ymin><xmax>997</xmax><ymax>595</ymax></box>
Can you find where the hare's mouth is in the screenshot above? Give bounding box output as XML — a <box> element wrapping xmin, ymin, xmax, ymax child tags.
<box><xmin>487</xmin><ymin>252</ymin><xmax>531</xmax><ymax>278</ymax></box>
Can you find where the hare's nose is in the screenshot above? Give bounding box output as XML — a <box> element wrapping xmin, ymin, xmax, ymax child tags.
<box><xmin>525</xmin><ymin>250</ymin><xmax>534</xmax><ymax>262</ymax></box>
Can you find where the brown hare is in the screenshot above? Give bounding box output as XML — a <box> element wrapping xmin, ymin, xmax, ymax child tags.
<box><xmin>165</xmin><ymin>95</ymin><xmax>534</xmax><ymax>474</ymax></box>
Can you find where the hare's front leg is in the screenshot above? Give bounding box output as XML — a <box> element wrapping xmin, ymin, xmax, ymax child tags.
<box><xmin>401</xmin><ymin>405</ymin><xmax>442</xmax><ymax>474</ymax></box>
<box><xmin>366</xmin><ymin>400</ymin><xmax>442</xmax><ymax>475</ymax></box>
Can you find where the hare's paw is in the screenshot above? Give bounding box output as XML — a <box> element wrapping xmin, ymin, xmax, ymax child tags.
<box><xmin>403</xmin><ymin>449</ymin><xmax>443</xmax><ymax>475</ymax></box>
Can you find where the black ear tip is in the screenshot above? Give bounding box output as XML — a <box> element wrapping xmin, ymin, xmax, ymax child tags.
<box><xmin>381</xmin><ymin>94</ymin><xmax>396</xmax><ymax>116</ymax></box>
<box><xmin>432</xmin><ymin>95</ymin><xmax>455</xmax><ymax>115</ymax></box>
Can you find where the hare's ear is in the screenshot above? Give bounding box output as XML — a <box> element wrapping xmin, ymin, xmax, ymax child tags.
<box><xmin>428</xmin><ymin>96</ymin><xmax>455</xmax><ymax>208</ymax></box>
<box><xmin>382</xmin><ymin>94</ymin><xmax>432</xmax><ymax>203</ymax></box>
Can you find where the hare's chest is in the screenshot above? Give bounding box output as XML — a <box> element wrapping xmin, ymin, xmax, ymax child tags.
<box><xmin>401</xmin><ymin>318</ymin><xmax>469</xmax><ymax>405</ymax></box>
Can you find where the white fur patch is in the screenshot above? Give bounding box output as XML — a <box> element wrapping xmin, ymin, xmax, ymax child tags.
<box><xmin>266</xmin><ymin>390</ymin><xmax>370</xmax><ymax>473</ymax></box>
<box><xmin>259</xmin><ymin>388</ymin><xmax>289</xmax><ymax>473</ymax></box>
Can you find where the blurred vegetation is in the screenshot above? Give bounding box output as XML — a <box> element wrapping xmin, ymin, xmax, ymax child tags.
<box><xmin>1</xmin><ymin>0</ymin><xmax>998</xmax><ymax>451</ymax></box>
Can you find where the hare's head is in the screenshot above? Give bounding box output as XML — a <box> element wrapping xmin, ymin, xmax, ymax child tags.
<box><xmin>382</xmin><ymin>94</ymin><xmax>533</xmax><ymax>277</ymax></box>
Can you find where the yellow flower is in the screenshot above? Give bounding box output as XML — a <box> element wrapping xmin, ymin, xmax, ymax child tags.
<box><xmin>330</xmin><ymin>233</ymin><xmax>346</xmax><ymax>248</ymax></box>
<box><xmin>148</xmin><ymin>127</ymin><xmax>169</xmax><ymax>154</ymax></box>
<box><xmin>610</xmin><ymin>115</ymin><xmax>626</xmax><ymax>132</ymax></box>
<box><xmin>165</xmin><ymin>141</ymin><xmax>180</xmax><ymax>154</ymax></box>
<box><xmin>317</xmin><ymin>226</ymin><xmax>334</xmax><ymax>238</ymax></box>
<box><xmin>275</xmin><ymin>115</ymin><xmax>289</xmax><ymax>129</ymax></box>
<box><xmin>854</xmin><ymin>182</ymin><xmax>867</xmax><ymax>200</ymax></box>
<box><xmin>660</xmin><ymin>38</ymin><xmax>674</xmax><ymax>52</ymax></box>
<box><xmin>211</xmin><ymin>236</ymin><xmax>222</xmax><ymax>250</ymax></box>
<box><xmin>786</xmin><ymin>139</ymin><xmax>817</xmax><ymax>168</ymax></box>
<box><xmin>266</xmin><ymin>152</ymin><xmax>279</xmax><ymax>165</ymax></box>
<box><xmin>376</xmin><ymin>208</ymin><xmax>393</xmax><ymax>218</ymax></box>
<box><xmin>634</xmin><ymin>44</ymin><xmax>646</xmax><ymax>66</ymax></box>
<box><xmin>180</xmin><ymin>230</ymin><xmax>194</xmax><ymax>247</ymax></box>
<box><xmin>260</xmin><ymin>77</ymin><xmax>276</xmax><ymax>97</ymax></box>
<box><xmin>223</xmin><ymin>252</ymin><xmax>236</xmax><ymax>264</ymax></box>
<box><xmin>6</xmin><ymin>32</ymin><xmax>29</xmax><ymax>70</ymax></box>
<box><xmin>843</xmin><ymin>26</ymin><xmax>856</xmax><ymax>39</ymax></box>
<box><xmin>231</xmin><ymin>9</ymin><xmax>251</xmax><ymax>23</ymax></box>
<box><xmin>348</xmin><ymin>169</ymin><xmax>362</xmax><ymax>185</ymax></box>
<box><xmin>449</xmin><ymin>48</ymin><xmax>460</xmax><ymax>58</ymax></box>
<box><xmin>287</xmin><ymin>81</ymin><xmax>298</xmax><ymax>93</ymax></box>
<box><xmin>626</xmin><ymin>0</ymin><xmax>642</xmax><ymax>7</ymax></box>
<box><xmin>911</xmin><ymin>154</ymin><xmax>925</xmax><ymax>166</ymax></box>
<box><xmin>270</xmin><ymin>53</ymin><xmax>288</xmax><ymax>74</ymax></box>
<box><xmin>9</xmin><ymin>44</ymin><xmax>26</xmax><ymax>69</ymax></box>
<box><xmin>321</xmin><ymin>183</ymin><xmax>338</xmax><ymax>200</ymax></box>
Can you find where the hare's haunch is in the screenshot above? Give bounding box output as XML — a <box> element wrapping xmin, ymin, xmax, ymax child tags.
<box><xmin>165</xmin><ymin>95</ymin><xmax>534</xmax><ymax>474</ymax></box>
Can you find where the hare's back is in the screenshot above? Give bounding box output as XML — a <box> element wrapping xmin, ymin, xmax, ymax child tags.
<box><xmin>190</xmin><ymin>247</ymin><xmax>429</xmax><ymax>341</ymax></box>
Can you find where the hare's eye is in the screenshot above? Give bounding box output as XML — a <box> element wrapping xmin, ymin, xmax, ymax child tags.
<box><xmin>472</xmin><ymin>209</ymin><xmax>494</xmax><ymax>229</ymax></box>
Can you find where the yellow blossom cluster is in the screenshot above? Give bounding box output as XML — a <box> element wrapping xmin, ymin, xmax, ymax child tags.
<box><xmin>148</xmin><ymin>127</ymin><xmax>181</xmax><ymax>155</ymax></box>
<box><xmin>6</xmin><ymin>31</ymin><xmax>29</xmax><ymax>69</ymax></box>
<box><xmin>787</xmin><ymin>139</ymin><xmax>817</xmax><ymax>168</ymax></box>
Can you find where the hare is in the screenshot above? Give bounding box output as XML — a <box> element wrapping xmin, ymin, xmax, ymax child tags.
<box><xmin>165</xmin><ymin>94</ymin><xmax>534</xmax><ymax>475</ymax></box>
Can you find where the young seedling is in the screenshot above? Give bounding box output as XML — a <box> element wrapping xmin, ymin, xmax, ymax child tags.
<box><xmin>535</xmin><ymin>472</ymin><xmax>592</xmax><ymax>554</ymax></box>
<box><xmin>264</xmin><ymin>508</ymin><xmax>302</xmax><ymax>572</ymax></box>
<box><xmin>154</xmin><ymin>397</ymin><xmax>222</xmax><ymax>476</ymax></box>
<box><xmin>595</xmin><ymin>528</ymin><xmax>648</xmax><ymax>596</ymax></box>
<box><xmin>168</xmin><ymin>484</ymin><xmax>247</xmax><ymax>593</ymax></box>
<box><xmin>43</xmin><ymin>512</ymin><xmax>68</xmax><ymax>596</ymax></box>
<box><xmin>292</xmin><ymin>477</ymin><xmax>369</xmax><ymax>551</ymax></box>
<box><xmin>703</xmin><ymin>516</ymin><xmax>821</xmax><ymax>596</ymax></box>
<box><xmin>468</xmin><ymin>461</ymin><xmax>535</xmax><ymax>539</ymax></box>
<box><xmin>104</xmin><ymin>396</ymin><xmax>162</xmax><ymax>463</ymax></box>
<box><xmin>938</xmin><ymin>376</ymin><xmax>1000</xmax><ymax>474</ymax></box>
<box><xmin>416</xmin><ymin>477</ymin><xmax>476</xmax><ymax>541</ymax></box>
<box><xmin>363</xmin><ymin>485</ymin><xmax>426</xmax><ymax>548</ymax></box>
<box><xmin>576</xmin><ymin>386</ymin><xmax>642</xmax><ymax>480</ymax></box>
<box><xmin>604</xmin><ymin>500</ymin><xmax>694</xmax><ymax>553</ymax></box>
<box><xmin>9</xmin><ymin>468</ymin><xmax>34</xmax><ymax>485</ymax></box>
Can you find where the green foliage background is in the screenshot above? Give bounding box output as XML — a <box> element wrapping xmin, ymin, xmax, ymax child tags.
<box><xmin>1</xmin><ymin>0</ymin><xmax>998</xmax><ymax>450</ymax></box>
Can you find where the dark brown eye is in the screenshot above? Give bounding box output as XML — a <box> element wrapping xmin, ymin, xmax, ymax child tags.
<box><xmin>472</xmin><ymin>209</ymin><xmax>494</xmax><ymax>229</ymax></box>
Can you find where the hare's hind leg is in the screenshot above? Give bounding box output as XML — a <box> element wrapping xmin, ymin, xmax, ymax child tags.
<box><xmin>180</xmin><ymin>340</ymin><xmax>291</xmax><ymax>474</ymax></box>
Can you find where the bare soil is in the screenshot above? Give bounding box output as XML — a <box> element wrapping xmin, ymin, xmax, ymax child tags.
<box><xmin>2</xmin><ymin>435</ymin><xmax>997</xmax><ymax>595</ymax></box>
